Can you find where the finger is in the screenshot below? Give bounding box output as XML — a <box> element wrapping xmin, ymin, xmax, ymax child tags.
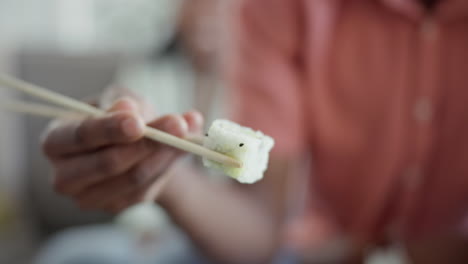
<box><xmin>147</xmin><ymin>114</ymin><xmax>190</xmax><ymax>139</ymax></box>
<box><xmin>101</xmin><ymin>89</ymin><xmax>156</xmax><ymax>121</ymax></box>
<box><xmin>100</xmin><ymin>86</ymin><xmax>141</xmax><ymax>110</ymax></box>
<box><xmin>53</xmin><ymin>140</ymin><xmax>152</xmax><ymax>194</ymax></box>
<box><xmin>102</xmin><ymin>162</ymin><xmax>180</xmax><ymax>214</ymax></box>
<box><xmin>131</xmin><ymin>145</ymin><xmax>182</xmax><ymax>183</ymax></box>
<box><xmin>106</xmin><ymin>97</ymin><xmax>139</xmax><ymax>113</ymax></box>
<box><xmin>42</xmin><ymin>112</ymin><xmax>145</xmax><ymax>157</ymax></box>
<box><xmin>76</xmin><ymin>146</ymin><xmax>181</xmax><ymax>209</ymax></box>
<box><xmin>183</xmin><ymin>111</ymin><xmax>204</xmax><ymax>134</ymax></box>
<box><xmin>52</xmin><ymin>114</ymin><xmax>189</xmax><ymax>196</ymax></box>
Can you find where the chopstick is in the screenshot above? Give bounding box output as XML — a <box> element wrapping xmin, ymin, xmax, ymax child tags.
<box><xmin>3</xmin><ymin>100</ymin><xmax>206</xmax><ymax>144</ymax></box>
<box><xmin>1</xmin><ymin>100</ymin><xmax>84</xmax><ymax>119</ymax></box>
<box><xmin>0</xmin><ymin>73</ymin><xmax>241</xmax><ymax>168</ymax></box>
<box><xmin>1</xmin><ymin>100</ymin><xmax>206</xmax><ymax>145</ymax></box>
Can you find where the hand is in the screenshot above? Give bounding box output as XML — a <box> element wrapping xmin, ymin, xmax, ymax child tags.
<box><xmin>41</xmin><ymin>96</ymin><xmax>203</xmax><ymax>213</ymax></box>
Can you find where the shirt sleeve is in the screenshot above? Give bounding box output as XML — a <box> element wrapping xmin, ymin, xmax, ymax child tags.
<box><xmin>221</xmin><ymin>0</ymin><xmax>307</xmax><ymax>157</ymax></box>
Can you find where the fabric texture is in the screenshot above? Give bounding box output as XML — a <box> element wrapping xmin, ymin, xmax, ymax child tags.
<box><xmin>225</xmin><ymin>0</ymin><xmax>468</xmax><ymax>245</ymax></box>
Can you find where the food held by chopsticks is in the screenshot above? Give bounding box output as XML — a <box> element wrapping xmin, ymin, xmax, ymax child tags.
<box><xmin>0</xmin><ymin>73</ymin><xmax>240</xmax><ymax>168</ymax></box>
<box><xmin>0</xmin><ymin>73</ymin><xmax>275</xmax><ymax>183</ymax></box>
<box><xmin>203</xmin><ymin>120</ymin><xmax>275</xmax><ymax>184</ymax></box>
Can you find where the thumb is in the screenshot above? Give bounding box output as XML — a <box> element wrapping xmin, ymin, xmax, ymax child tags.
<box><xmin>183</xmin><ymin>111</ymin><xmax>204</xmax><ymax>134</ymax></box>
<box><xmin>100</xmin><ymin>86</ymin><xmax>155</xmax><ymax>121</ymax></box>
<box><xmin>107</xmin><ymin>97</ymin><xmax>140</xmax><ymax>114</ymax></box>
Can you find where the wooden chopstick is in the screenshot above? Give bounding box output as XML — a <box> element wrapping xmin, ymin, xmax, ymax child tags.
<box><xmin>0</xmin><ymin>73</ymin><xmax>241</xmax><ymax>168</ymax></box>
<box><xmin>2</xmin><ymin>100</ymin><xmax>206</xmax><ymax>145</ymax></box>
<box><xmin>1</xmin><ymin>100</ymin><xmax>84</xmax><ymax>119</ymax></box>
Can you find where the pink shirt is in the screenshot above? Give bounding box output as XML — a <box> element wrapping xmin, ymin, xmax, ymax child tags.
<box><xmin>224</xmin><ymin>0</ymin><xmax>468</xmax><ymax>244</ymax></box>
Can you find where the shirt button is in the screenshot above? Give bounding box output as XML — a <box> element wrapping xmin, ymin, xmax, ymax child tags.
<box><xmin>413</xmin><ymin>98</ymin><xmax>432</xmax><ymax>123</ymax></box>
<box><xmin>404</xmin><ymin>166</ymin><xmax>422</xmax><ymax>191</ymax></box>
<box><xmin>420</xmin><ymin>18</ymin><xmax>438</xmax><ymax>41</ymax></box>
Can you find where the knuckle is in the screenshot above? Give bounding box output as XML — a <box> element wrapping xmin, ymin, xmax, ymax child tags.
<box><xmin>128</xmin><ymin>167</ymin><xmax>149</xmax><ymax>186</ymax></box>
<box><xmin>97</xmin><ymin>150</ymin><xmax>121</xmax><ymax>174</ymax></box>
<box><xmin>41</xmin><ymin>137</ymin><xmax>55</xmax><ymax>157</ymax></box>
<box><xmin>74</xmin><ymin>121</ymin><xmax>89</xmax><ymax>145</ymax></box>
<box><xmin>136</xmin><ymin>139</ymin><xmax>151</xmax><ymax>153</ymax></box>
<box><xmin>106</xmin><ymin>113</ymin><xmax>134</xmax><ymax>141</ymax></box>
<box><xmin>40</xmin><ymin>126</ymin><xmax>62</xmax><ymax>156</ymax></box>
<box><xmin>139</xmin><ymin>139</ymin><xmax>156</xmax><ymax>155</ymax></box>
<box><xmin>104</xmin><ymin>115</ymin><xmax>121</xmax><ymax>137</ymax></box>
<box><xmin>126</xmin><ymin>173</ymin><xmax>142</xmax><ymax>189</ymax></box>
<box><xmin>52</xmin><ymin>177</ymin><xmax>67</xmax><ymax>194</ymax></box>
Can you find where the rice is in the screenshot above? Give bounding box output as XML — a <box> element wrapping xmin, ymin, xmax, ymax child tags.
<box><xmin>203</xmin><ymin>120</ymin><xmax>275</xmax><ymax>184</ymax></box>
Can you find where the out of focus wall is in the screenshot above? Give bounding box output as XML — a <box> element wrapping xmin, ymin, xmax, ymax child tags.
<box><xmin>0</xmin><ymin>1</ymin><xmax>198</xmax><ymax>263</ymax></box>
<box><xmin>17</xmin><ymin>50</ymin><xmax>121</xmax><ymax>233</ymax></box>
<box><xmin>0</xmin><ymin>46</ymin><xmax>35</xmax><ymax>264</ymax></box>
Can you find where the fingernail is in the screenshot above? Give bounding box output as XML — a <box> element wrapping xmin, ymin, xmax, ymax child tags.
<box><xmin>164</xmin><ymin>118</ymin><xmax>186</xmax><ymax>138</ymax></box>
<box><xmin>109</xmin><ymin>97</ymin><xmax>137</xmax><ymax>112</ymax></box>
<box><xmin>191</xmin><ymin>111</ymin><xmax>203</xmax><ymax>126</ymax></box>
<box><xmin>121</xmin><ymin>117</ymin><xmax>144</xmax><ymax>138</ymax></box>
<box><xmin>119</xmin><ymin>97</ymin><xmax>137</xmax><ymax>109</ymax></box>
<box><xmin>162</xmin><ymin>117</ymin><xmax>177</xmax><ymax>131</ymax></box>
<box><xmin>180</xmin><ymin>119</ymin><xmax>188</xmax><ymax>133</ymax></box>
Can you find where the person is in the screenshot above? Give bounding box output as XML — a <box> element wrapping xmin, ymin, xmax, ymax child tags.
<box><xmin>41</xmin><ymin>0</ymin><xmax>468</xmax><ymax>263</ymax></box>
<box><xmin>36</xmin><ymin>0</ymin><xmax>233</xmax><ymax>264</ymax></box>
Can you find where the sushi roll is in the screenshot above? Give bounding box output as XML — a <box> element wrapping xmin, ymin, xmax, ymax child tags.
<box><xmin>203</xmin><ymin>119</ymin><xmax>275</xmax><ymax>184</ymax></box>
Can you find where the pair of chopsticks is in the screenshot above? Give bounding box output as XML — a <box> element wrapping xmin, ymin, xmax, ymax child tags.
<box><xmin>2</xmin><ymin>100</ymin><xmax>205</xmax><ymax>145</ymax></box>
<box><xmin>2</xmin><ymin>100</ymin><xmax>84</xmax><ymax>119</ymax></box>
<box><xmin>0</xmin><ymin>73</ymin><xmax>241</xmax><ymax>168</ymax></box>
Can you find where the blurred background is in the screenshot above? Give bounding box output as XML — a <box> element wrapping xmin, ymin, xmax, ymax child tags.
<box><xmin>0</xmin><ymin>0</ymin><xmax>417</xmax><ymax>263</ymax></box>
<box><xmin>0</xmin><ymin>0</ymin><xmax>225</xmax><ymax>263</ymax></box>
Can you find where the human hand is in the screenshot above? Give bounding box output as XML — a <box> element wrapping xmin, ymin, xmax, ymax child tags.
<box><xmin>41</xmin><ymin>96</ymin><xmax>203</xmax><ymax>213</ymax></box>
